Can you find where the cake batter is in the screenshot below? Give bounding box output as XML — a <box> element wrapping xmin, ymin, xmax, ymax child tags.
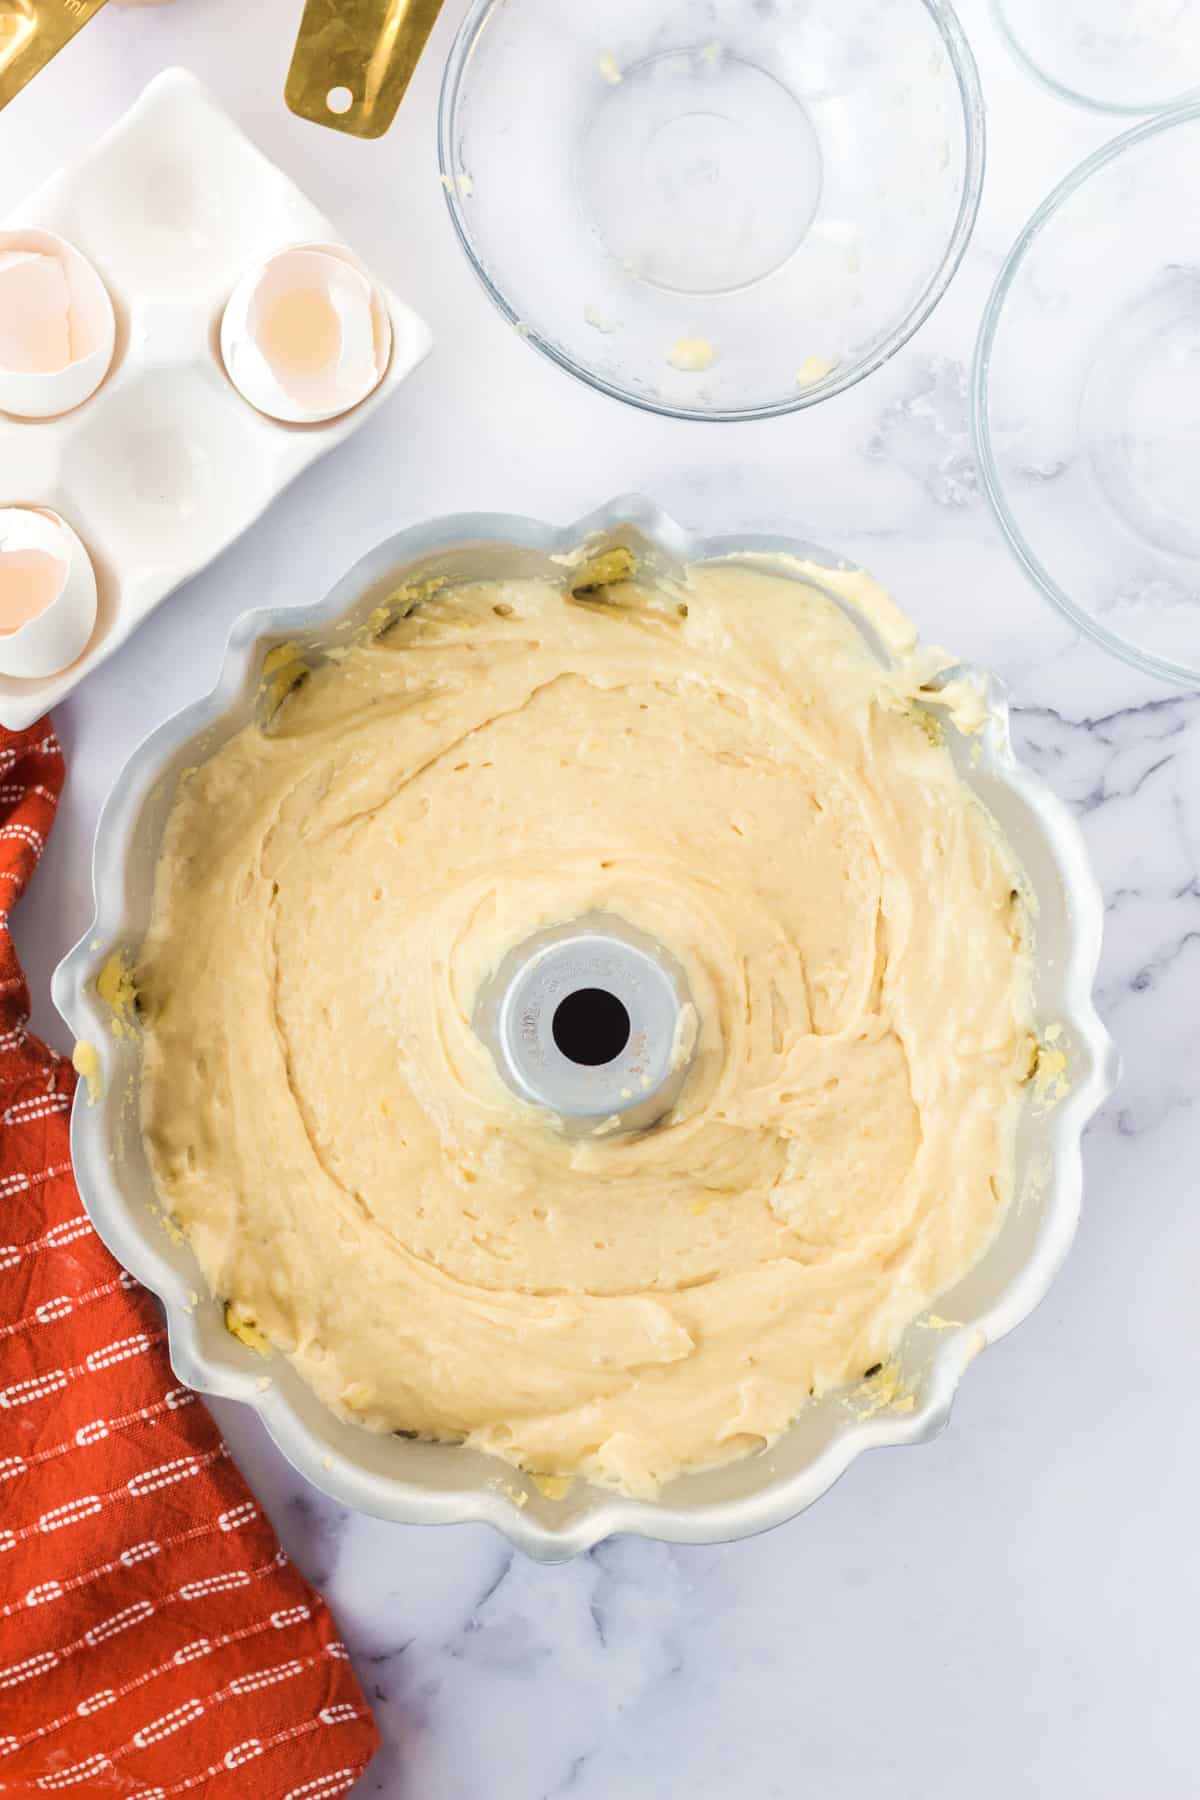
<box><xmin>137</xmin><ymin>557</ymin><xmax>1033</xmax><ymax>1498</ymax></box>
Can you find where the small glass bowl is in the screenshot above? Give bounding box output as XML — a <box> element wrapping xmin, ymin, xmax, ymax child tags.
<box><xmin>438</xmin><ymin>0</ymin><xmax>983</xmax><ymax>421</ymax></box>
<box><xmin>972</xmin><ymin>105</ymin><xmax>1200</xmax><ymax>687</ymax></box>
<box><xmin>993</xmin><ymin>0</ymin><xmax>1200</xmax><ymax>115</ymax></box>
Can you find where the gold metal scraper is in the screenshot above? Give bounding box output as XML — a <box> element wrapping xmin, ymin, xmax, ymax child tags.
<box><xmin>0</xmin><ymin>0</ymin><xmax>110</xmax><ymax>113</ymax></box>
<box><xmin>285</xmin><ymin>0</ymin><xmax>444</xmax><ymax>139</ymax></box>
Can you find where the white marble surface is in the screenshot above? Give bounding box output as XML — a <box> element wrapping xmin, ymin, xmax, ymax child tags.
<box><xmin>6</xmin><ymin>3</ymin><xmax>1198</xmax><ymax>1795</ymax></box>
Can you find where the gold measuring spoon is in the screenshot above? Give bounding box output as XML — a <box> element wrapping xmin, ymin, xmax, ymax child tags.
<box><xmin>0</xmin><ymin>1</ymin><xmax>110</xmax><ymax>113</ymax></box>
<box><xmin>285</xmin><ymin>0</ymin><xmax>445</xmax><ymax>138</ymax></box>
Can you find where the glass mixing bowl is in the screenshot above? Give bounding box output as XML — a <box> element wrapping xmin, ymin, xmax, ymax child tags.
<box><xmin>972</xmin><ymin>105</ymin><xmax>1200</xmax><ymax>687</ymax></box>
<box><xmin>993</xmin><ymin>0</ymin><xmax>1200</xmax><ymax>115</ymax></box>
<box><xmin>437</xmin><ymin>0</ymin><xmax>983</xmax><ymax>421</ymax></box>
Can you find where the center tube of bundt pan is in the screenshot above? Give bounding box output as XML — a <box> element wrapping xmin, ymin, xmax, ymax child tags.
<box><xmin>473</xmin><ymin>912</ymin><xmax>696</xmax><ymax>1135</ymax></box>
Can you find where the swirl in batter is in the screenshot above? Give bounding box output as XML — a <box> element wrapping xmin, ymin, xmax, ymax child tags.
<box><xmin>138</xmin><ymin>558</ymin><xmax>1033</xmax><ymax>1498</ymax></box>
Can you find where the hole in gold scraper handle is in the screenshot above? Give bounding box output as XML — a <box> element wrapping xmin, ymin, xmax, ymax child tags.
<box><xmin>285</xmin><ymin>0</ymin><xmax>445</xmax><ymax>140</ymax></box>
<box><xmin>0</xmin><ymin>0</ymin><xmax>109</xmax><ymax>112</ymax></box>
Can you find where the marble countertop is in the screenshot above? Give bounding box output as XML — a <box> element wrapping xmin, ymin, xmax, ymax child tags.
<box><xmin>6</xmin><ymin>2</ymin><xmax>1196</xmax><ymax>1795</ymax></box>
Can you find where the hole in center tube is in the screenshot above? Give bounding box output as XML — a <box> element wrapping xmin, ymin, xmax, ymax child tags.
<box><xmin>552</xmin><ymin>988</ymin><xmax>631</xmax><ymax>1067</ymax></box>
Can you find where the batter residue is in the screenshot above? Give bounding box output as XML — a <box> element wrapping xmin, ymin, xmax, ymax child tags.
<box><xmin>138</xmin><ymin>558</ymin><xmax>1033</xmax><ymax>1498</ymax></box>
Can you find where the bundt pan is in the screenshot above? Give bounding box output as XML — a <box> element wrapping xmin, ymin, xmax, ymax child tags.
<box><xmin>53</xmin><ymin>497</ymin><xmax>1117</xmax><ymax>1561</ymax></box>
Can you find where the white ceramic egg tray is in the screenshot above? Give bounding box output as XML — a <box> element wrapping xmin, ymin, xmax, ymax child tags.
<box><xmin>0</xmin><ymin>67</ymin><xmax>432</xmax><ymax>731</ymax></box>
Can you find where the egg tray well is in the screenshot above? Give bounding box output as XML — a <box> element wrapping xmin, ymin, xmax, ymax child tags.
<box><xmin>0</xmin><ymin>67</ymin><xmax>432</xmax><ymax>732</ymax></box>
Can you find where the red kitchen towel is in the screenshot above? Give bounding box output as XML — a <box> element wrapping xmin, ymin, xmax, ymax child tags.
<box><xmin>0</xmin><ymin>721</ymin><xmax>379</xmax><ymax>1798</ymax></box>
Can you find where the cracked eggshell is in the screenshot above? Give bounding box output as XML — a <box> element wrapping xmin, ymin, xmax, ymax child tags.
<box><xmin>219</xmin><ymin>242</ymin><xmax>392</xmax><ymax>425</ymax></box>
<box><xmin>0</xmin><ymin>230</ymin><xmax>116</xmax><ymax>420</ymax></box>
<box><xmin>0</xmin><ymin>508</ymin><xmax>98</xmax><ymax>679</ymax></box>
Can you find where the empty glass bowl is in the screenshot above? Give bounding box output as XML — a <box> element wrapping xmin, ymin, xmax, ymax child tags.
<box><xmin>438</xmin><ymin>0</ymin><xmax>983</xmax><ymax>421</ymax></box>
<box><xmin>993</xmin><ymin>0</ymin><xmax>1200</xmax><ymax>114</ymax></box>
<box><xmin>972</xmin><ymin>105</ymin><xmax>1200</xmax><ymax>687</ymax></box>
